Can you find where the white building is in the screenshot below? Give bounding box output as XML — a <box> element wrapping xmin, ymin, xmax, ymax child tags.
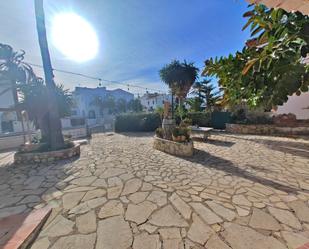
<box><xmin>0</xmin><ymin>80</ymin><xmax>37</xmax><ymax>150</ymax></box>
<box><xmin>140</xmin><ymin>92</ymin><xmax>172</xmax><ymax>111</ymax></box>
<box><xmin>0</xmin><ymin>80</ymin><xmax>24</xmax><ymax>134</ymax></box>
<box><xmin>273</xmin><ymin>92</ymin><xmax>309</xmax><ymax>120</ymax></box>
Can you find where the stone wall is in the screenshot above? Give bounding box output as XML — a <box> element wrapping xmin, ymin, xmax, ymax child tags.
<box><xmin>14</xmin><ymin>143</ymin><xmax>80</xmax><ymax>164</ymax></box>
<box><xmin>153</xmin><ymin>136</ymin><xmax>194</xmax><ymax>157</ymax></box>
<box><xmin>226</xmin><ymin>123</ymin><xmax>309</xmax><ymax>136</ymax></box>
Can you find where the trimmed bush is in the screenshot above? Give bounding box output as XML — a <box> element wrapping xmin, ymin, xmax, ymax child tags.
<box><xmin>115</xmin><ymin>113</ymin><xmax>161</xmax><ymax>132</ymax></box>
<box><xmin>187</xmin><ymin>112</ymin><xmax>211</xmax><ymax>127</ymax></box>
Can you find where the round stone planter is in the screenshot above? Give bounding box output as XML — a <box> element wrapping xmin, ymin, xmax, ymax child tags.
<box><xmin>14</xmin><ymin>143</ymin><xmax>80</xmax><ymax>164</ymax></box>
<box><xmin>153</xmin><ymin>136</ymin><xmax>194</xmax><ymax>157</ymax></box>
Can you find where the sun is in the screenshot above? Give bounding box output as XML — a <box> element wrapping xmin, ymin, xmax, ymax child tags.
<box><xmin>51</xmin><ymin>13</ymin><xmax>99</xmax><ymax>62</ymax></box>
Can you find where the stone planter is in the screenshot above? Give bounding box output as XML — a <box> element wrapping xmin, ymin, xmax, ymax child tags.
<box><xmin>19</xmin><ymin>143</ymin><xmax>47</xmax><ymax>153</ymax></box>
<box><xmin>153</xmin><ymin>136</ymin><xmax>194</xmax><ymax>157</ymax></box>
<box><xmin>14</xmin><ymin>143</ymin><xmax>80</xmax><ymax>164</ymax></box>
<box><xmin>172</xmin><ymin>135</ymin><xmax>187</xmax><ymax>143</ymax></box>
<box><xmin>162</xmin><ymin>118</ymin><xmax>176</xmax><ymax>140</ymax></box>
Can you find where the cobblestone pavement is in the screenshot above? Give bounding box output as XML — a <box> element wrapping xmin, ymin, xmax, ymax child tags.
<box><xmin>1</xmin><ymin>132</ymin><xmax>309</xmax><ymax>249</ymax></box>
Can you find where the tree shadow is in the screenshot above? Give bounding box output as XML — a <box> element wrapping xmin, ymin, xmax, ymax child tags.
<box><xmin>181</xmin><ymin>148</ymin><xmax>304</xmax><ymax>195</ymax></box>
<box><xmin>0</xmin><ymin>154</ymin><xmax>80</xmax><ymax>247</ymax></box>
<box><xmin>222</xmin><ymin>134</ymin><xmax>309</xmax><ymax>159</ymax></box>
<box><xmin>116</xmin><ymin>132</ymin><xmax>154</xmax><ymax>137</ymax></box>
<box><xmin>192</xmin><ymin>137</ymin><xmax>235</xmax><ymax>147</ymax></box>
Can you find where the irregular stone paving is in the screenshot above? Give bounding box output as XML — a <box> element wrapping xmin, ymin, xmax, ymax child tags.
<box><xmin>0</xmin><ymin>132</ymin><xmax>309</xmax><ymax>249</ymax></box>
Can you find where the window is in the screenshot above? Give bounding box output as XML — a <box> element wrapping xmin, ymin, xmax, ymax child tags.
<box><xmin>1</xmin><ymin>121</ymin><xmax>14</xmax><ymax>133</ymax></box>
<box><xmin>88</xmin><ymin>110</ymin><xmax>96</xmax><ymax>119</ymax></box>
<box><xmin>71</xmin><ymin>118</ymin><xmax>85</xmax><ymax>127</ymax></box>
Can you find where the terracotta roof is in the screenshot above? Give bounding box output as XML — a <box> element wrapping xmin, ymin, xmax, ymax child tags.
<box><xmin>247</xmin><ymin>0</ymin><xmax>309</xmax><ymax>15</ymax></box>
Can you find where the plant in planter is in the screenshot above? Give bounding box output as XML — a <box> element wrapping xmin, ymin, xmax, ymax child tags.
<box><xmin>159</xmin><ymin>60</ymin><xmax>199</xmax><ymax>120</ymax></box>
<box><xmin>155</xmin><ymin>127</ymin><xmax>164</xmax><ymax>138</ymax></box>
<box><xmin>180</xmin><ymin>118</ymin><xmax>192</xmax><ymax>127</ymax></box>
<box><xmin>172</xmin><ymin>126</ymin><xmax>190</xmax><ymax>143</ymax></box>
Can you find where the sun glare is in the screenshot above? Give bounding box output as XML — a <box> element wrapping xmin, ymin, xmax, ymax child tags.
<box><xmin>51</xmin><ymin>13</ymin><xmax>99</xmax><ymax>62</ymax></box>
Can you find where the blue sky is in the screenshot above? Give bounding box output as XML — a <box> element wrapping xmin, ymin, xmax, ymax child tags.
<box><xmin>0</xmin><ymin>0</ymin><xmax>251</xmax><ymax>95</ymax></box>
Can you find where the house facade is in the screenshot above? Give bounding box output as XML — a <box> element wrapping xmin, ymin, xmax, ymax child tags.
<box><xmin>140</xmin><ymin>92</ymin><xmax>172</xmax><ymax>111</ymax></box>
<box><xmin>0</xmin><ymin>80</ymin><xmax>24</xmax><ymax>134</ymax></box>
<box><xmin>70</xmin><ymin>86</ymin><xmax>134</xmax><ymax>125</ymax></box>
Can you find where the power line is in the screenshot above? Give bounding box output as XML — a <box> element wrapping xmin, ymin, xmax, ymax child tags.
<box><xmin>27</xmin><ymin>62</ymin><xmax>167</xmax><ymax>94</ymax></box>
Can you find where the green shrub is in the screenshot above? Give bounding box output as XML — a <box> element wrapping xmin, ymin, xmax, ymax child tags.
<box><xmin>115</xmin><ymin>113</ymin><xmax>161</xmax><ymax>132</ymax></box>
<box><xmin>180</xmin><ymin>118</ymin><xmax>192</xmax><ymax>127</ymax></box>
<box><xmin>187</xmin><ymin>112</ymin><xmax>211</xmax><ymax>127</ymax></box>
<box><xmin>231</xmin><ymin>109</ymin><xmax>273</xmax><ymax>125</ymax></box>
<box><xmin>172</xmin><ymin>126</ymin><xmax>190</xmax><ymax>141</ymax></box>
<box><xmin>155</xmin><ymin>127</ymin><xmax>164</xmax><ymax>138</ymax></box>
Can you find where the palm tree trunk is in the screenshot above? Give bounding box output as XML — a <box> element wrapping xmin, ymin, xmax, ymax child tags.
<box><xmin>34</xmin><ymin>0</ymin><xmax>64</xmax><ymax>150</ymax></box>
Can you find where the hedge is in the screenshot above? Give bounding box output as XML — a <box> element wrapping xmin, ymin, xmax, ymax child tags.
<box><xmin>115</xmin><ymin>113</ymin><xmax>161</xmax><ymax>132</ymax></box>
<box><xmin>187</xmin><ymin>112</ymin><xmax>212</xmax><ymax>127</ymax></box>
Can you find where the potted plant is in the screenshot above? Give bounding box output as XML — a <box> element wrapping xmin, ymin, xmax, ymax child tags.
<box><xmin>172</xmin><ymin>126</ymin><xmax>190</xmax><ymax>142</ymax></box>
<box><xmin>155</xmin><ymin>127</ymin><xmax>164</xmax><ymax>138</ymax></box>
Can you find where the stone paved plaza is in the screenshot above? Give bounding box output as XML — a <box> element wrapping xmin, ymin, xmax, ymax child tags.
<box><xmin>1</xmin><ymin>132</ymin><xmax>309</xmax><ymax>249</ymax></box>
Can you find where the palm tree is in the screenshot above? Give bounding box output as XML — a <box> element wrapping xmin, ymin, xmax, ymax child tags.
<box><xmin>0</xmin><ymin>43</ymin><xmax>72</xmax><ymax>143</ymax></box>
<box><xmin>0</xmin><ymin>43</ymin><xmax>37</xmax><ymax>143</ymax></box>
<box><xmin>34</xmin><ymin>0</ymin><xmax>64</xmax><ymax>149</ymax></box>
<box><xmin>159</xmin><ymin>60</ymin><xmax>199</xmax><ymax>119</ymax></box>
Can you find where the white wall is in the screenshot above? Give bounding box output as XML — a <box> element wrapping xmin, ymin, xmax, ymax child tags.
<box><xmin>273</xmin><ymin>92</ymin><xmax>309</xmax><ymax>120</ymax></box>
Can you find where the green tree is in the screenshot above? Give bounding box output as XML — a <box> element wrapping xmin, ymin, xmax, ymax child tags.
<box><xmin>159</xmin><ymin>60</ymin><xmax>199</xmax><ymax>119</ymax></box>
<box><xmin>0</xmin><ymin>44</ymin><xmax>36</xmax><ymax>84</ymax></box>
<box><xmin>155</xmin><ymin>106</ymin><xmax>164</xmax><ymax>122</ymax></box>
<box><xmin>17</xmin><ymin>80</ymin><xmax>72</xmax><ymax>141</ymax></box>
<box><xmin>191</xmin><ymin>79</ymin><xmax>221</xmax><ymax>111</ymax></box>
<box><xmin>92</xmin><ymin>94</ymin><xmax>116</xmax><ymax>114</ymax></box>
<box><xmin>186</xmin><ymin>97</ymin><xmax>202</xmax><ymax>112</ymax></box>
<box><xmin>127</xmin><ymin>99</ymin><xmax>143</xmax><ymax>112</ymax></box>
<box><xmin>0</xmin><ymin>43</ymin><xmax>72</xmax><ymax>143</ymax></box>
<box><xmin>203</xmin><ymin>4</ymin><xmax>309</xmax><ymax>109</ymax></box>
<box><xmin>116</xmin><ymin>98</ymin><xmax>127</xmax><ymax>113</ymax></box>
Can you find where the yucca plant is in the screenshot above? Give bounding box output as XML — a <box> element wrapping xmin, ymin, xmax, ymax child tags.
<box><xmin>159</xmin><ymin>60</ymin><xmax>199</xmax><ymax>119</ymax></box>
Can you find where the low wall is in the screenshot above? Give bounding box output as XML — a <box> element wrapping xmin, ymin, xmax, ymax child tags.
<box><xmin>0</xmin><ymin>132</ymin><xmax>39</xmax><ymax>151</ymax></box>
<box><xmin>153</xmin><ymin>136</ymin><xmax>194</xmax><ymax>157</ymax></box>
<box><xmin>62</xmin><ymin>126</ymin><xmax>87</xmax><ymax>139</ymax></box>
<box><xmin>226</xmin><ymin>123</ymin><xmax>309</xmax><ymax>135</ymax></box>
<box><xmin>14</xmin><ymin>143</ymin><xmax>80</xmax><ymax>164</ymax></box>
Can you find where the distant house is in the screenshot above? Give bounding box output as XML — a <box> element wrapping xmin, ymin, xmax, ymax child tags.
<box><xmin>0</xmin><ymin>80</ymin><xmax>36</xmax><ymax>150</ymax></box>
<box><xmin>0</xmin><ymin>80</ymin><xmax>29</xmax><ymax>135</ymax></box>
<box><xmin>70</xmin><ymin>86</ymin><xmax>134</xmax><ymax>124</ymax></box>
<box><xmin>140</xmin><ymin>92</ymin><xmax>172</xmax><ymax>111</ymax></box>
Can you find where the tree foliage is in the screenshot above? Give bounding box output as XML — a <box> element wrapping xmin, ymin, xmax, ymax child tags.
<box><xmin>159</xmin><ymin>60</ymin><xmax>199</xmax><ymax>99</ymax></box>
<box><xmin>191</xmin><ymin>78</ymin><xmax>221</xmax><ymax>111</ymax></box>
<box><xmin>0</xmin><ymin>43</ymin><xmax>36</xmax><ymax>84</ymax></box>
<box><xmin>127</xmin><ymin>98</ymin><xmax>143</xmax><ymax>112</ymax></box>
<box><xmin>93</xmin><ymin>96</ymin><xmax>143</xmax><ymax>114</ymax></box>
<box><xmin>203</xmin><ymin>4</ymin><xmax>309</xmax><ymax>108</ymax></box>
<box><xmin>18</xmin><ymin>80</ymin><xmax>73</xmax><ymax>126</ymax></box>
